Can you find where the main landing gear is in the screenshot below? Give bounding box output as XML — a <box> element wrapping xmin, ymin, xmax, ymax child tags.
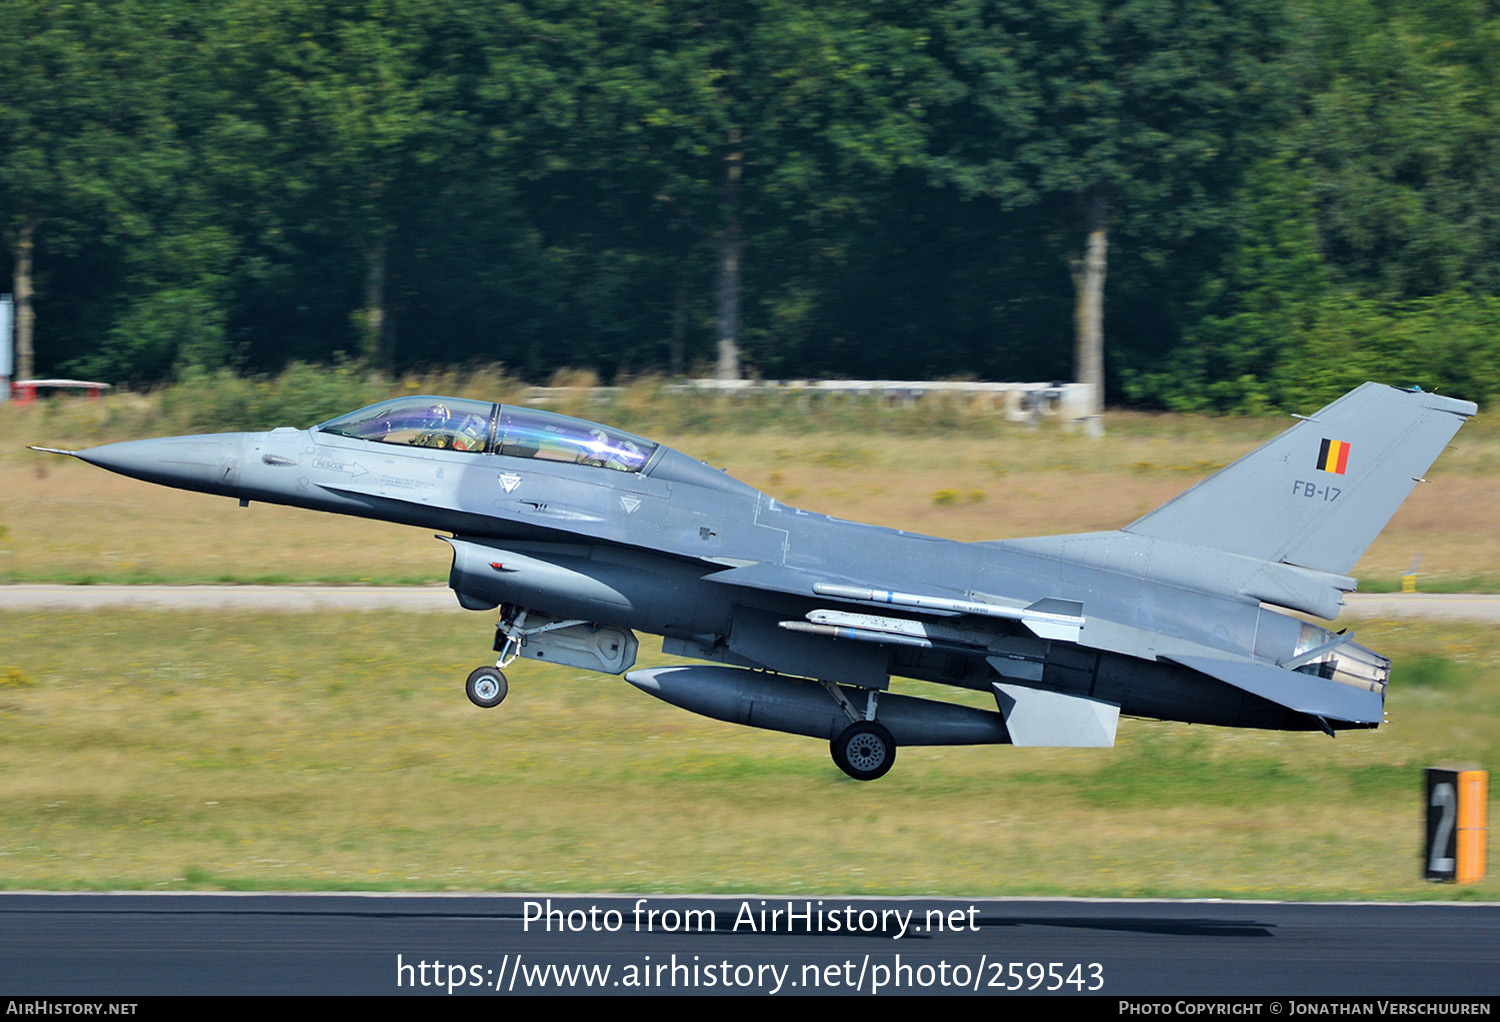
<box><xmin>830</xmin><ymin>720</ymin><xmax>896</xmax><ymax>781</ymax></box>
<box><xmin>820</xmin><ymin>680</ymin><xmax>897</xmax><ymax>781</ymax></box>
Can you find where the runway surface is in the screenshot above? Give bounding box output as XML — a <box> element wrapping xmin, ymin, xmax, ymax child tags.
<box><xmin>4</xmin><ymin>585</ymin><xmax>1500</xmax><ymax>620</ymax></box>
<box><xmin>0</xmin><ymin>893</ymin><xmax>1494</xmax><ymax>996</ymax></box>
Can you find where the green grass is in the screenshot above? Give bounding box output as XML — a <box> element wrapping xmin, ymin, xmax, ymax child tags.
<box><xmin>1358</xmin><ymin>575</ymin><xmax>1500</xmax><ymax>594</ymax></box>
<box><xmin>0</xmin><ymin>609</ymin><xmax>1494</xmax><ymax>899</ymax></box>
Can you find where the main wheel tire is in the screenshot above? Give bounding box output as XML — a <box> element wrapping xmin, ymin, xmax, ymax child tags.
<box><xmin>830</xmin><ymin>721</ymin><xmax>896</xmax><ymax>781</ymax></box>
<box><xmin>466</xmin><ymin>666</ymin><xmax>508</xmax><ymax>708</ymax></box>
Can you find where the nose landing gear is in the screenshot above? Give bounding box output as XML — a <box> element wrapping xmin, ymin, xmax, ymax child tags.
<box><xmin>466</xmin><ymin>665</ymin><xmax>508</xmax><ymax>708</ymax></box>
<box><xmin>464</xmin><ymin>606</ymin><xmax>527</xmax><ymax>709</ymax></box>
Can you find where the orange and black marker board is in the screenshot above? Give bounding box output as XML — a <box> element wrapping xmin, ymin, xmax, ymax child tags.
<box><xmin>1425</xmin><ymin>768</ymin><xmax>1488</xmax><ymax>883</ymax></box>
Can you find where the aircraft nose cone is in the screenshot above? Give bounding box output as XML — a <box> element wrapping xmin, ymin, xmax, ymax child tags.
<box><xmin>75</xmin><ymin>434</ymin><xmax>247</xmax><ymax>498</ymax></box>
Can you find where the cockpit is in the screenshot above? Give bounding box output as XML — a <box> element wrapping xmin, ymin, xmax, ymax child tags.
<box><xmin>315</xmin><ymin>397</ymin><xmax>658</xmax><ymax>473</ymax></box>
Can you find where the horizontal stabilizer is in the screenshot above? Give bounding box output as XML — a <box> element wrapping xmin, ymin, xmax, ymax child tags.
<box><xmin>990</xmin><ymin>683</ymin><xmax>1119</xmax><ymax>747</ymax></box>
<box><xmin>1165</xmin><ymin>654</ymin><xmax>1383</xmax><ymax>724</ymax></box>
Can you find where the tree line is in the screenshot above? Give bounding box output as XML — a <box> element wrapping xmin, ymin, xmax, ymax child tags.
<box><xmin>3</xmin><ymin>0</ymin><xmax>1497</xmax><ymax>410</ymax></box>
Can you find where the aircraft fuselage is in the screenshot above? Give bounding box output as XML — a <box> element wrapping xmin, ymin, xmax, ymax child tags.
<box><xmin>48</xmin><ymin>384</ymin><xmax>1473</xmax><ymax>777</ymax></box>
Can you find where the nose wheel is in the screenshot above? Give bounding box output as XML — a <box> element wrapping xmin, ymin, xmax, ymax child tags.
<box><xmin>466</xmin><ymin>665</ymin><xmax>509</xmax><ymax>708</ymax></box>
<box><xmin>830</xmin><ymin>721</ymin><xmax>896</xmax><ymax>781</ymax></box>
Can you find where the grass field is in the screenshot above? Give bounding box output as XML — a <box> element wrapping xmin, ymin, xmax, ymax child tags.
<box><xmin>0</xmin><ymin>387</ymin><xmax>1495</xmax><ymax>897</ymax></box>
<box><xmin>0</xmin><ymin>609</ymin><xmax>1494</xmax><ymax>898</ymax></box>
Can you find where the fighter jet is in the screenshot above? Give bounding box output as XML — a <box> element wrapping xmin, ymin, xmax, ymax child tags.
<box><xmin>33</xmin><ymin>383</ymin><xmax>1475</xmax><ymax>779</ymax></box>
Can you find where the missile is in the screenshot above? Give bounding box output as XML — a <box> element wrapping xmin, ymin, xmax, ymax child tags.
<box><xmin>812</xmin><ymin>582</ymin><xmax>1083</xmax><ymax>641</ymax></box>
<box><xmin>777</xmin><ymin>619</ymin><xmax>940</xmax><ymax>650</ymax></box>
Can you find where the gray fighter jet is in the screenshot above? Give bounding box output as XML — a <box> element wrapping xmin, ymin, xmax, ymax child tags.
<box><xmin>33</xmin><ymin>383</ymin><xmax>1475</xmax><ymax>779</ymax></box>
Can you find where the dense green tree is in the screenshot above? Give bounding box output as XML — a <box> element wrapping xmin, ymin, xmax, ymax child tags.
<box><xmin>0</xmin><ymin>0</ymin><xmax>209</xmax><ymax>382</ymax></box>
<box><xmin>199</xmin><ymin>0</ymin><xmax>484</xmax><ymax>368</ymax></box>
<box><xmin>1292</xmin><ymin>0</ymin><xmax>1500</xmax><ymax>296</ymax></box>
<box><xmin>1130</xmin><ymin>0</ymin><xmax>1500</xmax><ymax>411</ymax></box>
<box><xmin>1126</xmin><ymin>154</ymin><xmax>1328</xmax><ymax>410</ymax></box>
<box><xmin>1</xmin><ymin>0</ymin><xmax>1495</xmax><ymax>406</ymax></box>
<box><xmin>929</xmin><ymin>0</ymin><xmax>1292</xmax><ymax>410</ymax></box>
<box><xmin>518</xmin><ymin>1</ymin><xmax>936</xmax><ymax>379</ymax></box>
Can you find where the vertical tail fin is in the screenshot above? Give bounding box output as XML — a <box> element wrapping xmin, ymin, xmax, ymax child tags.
<box><xmin>1123</xmin><ymin>384</ymin><xmax>1476</xmax><ymax>576</ymax></box>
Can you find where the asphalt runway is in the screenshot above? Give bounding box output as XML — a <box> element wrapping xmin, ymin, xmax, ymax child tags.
<box><xmin>0</xmin><ymin>893</ymin><xmax>1494</xmax><ymax>996</ymax></box>
<box><xmin>3</xmin><ymin>585</ymin><xmax>1500</xmax><ymax>620</ymax></box>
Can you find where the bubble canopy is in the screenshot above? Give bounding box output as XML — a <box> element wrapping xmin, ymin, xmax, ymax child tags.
<box><xmin>315</xmin><ymin>396</ymin><xmax>658</xmax><ymax>472</ymax></box>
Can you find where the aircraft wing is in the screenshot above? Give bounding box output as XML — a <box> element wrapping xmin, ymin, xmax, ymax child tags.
<box><xmin>703</xmin><ymin>560</ymin><xmax>872</xmax><ymax>600</ymax></box>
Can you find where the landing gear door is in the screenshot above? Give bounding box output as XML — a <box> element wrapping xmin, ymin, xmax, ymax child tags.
<box><xmin>495</xmin><ymin>614</ymin><xmax>639</xmax><ymax>675</ymax></box>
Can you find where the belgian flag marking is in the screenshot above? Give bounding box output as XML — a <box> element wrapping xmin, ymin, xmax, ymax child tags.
<box><xmin>1316</xmin><ymin>438</ymin><xmax>1350</xmax><ymax>475</ymax></box>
